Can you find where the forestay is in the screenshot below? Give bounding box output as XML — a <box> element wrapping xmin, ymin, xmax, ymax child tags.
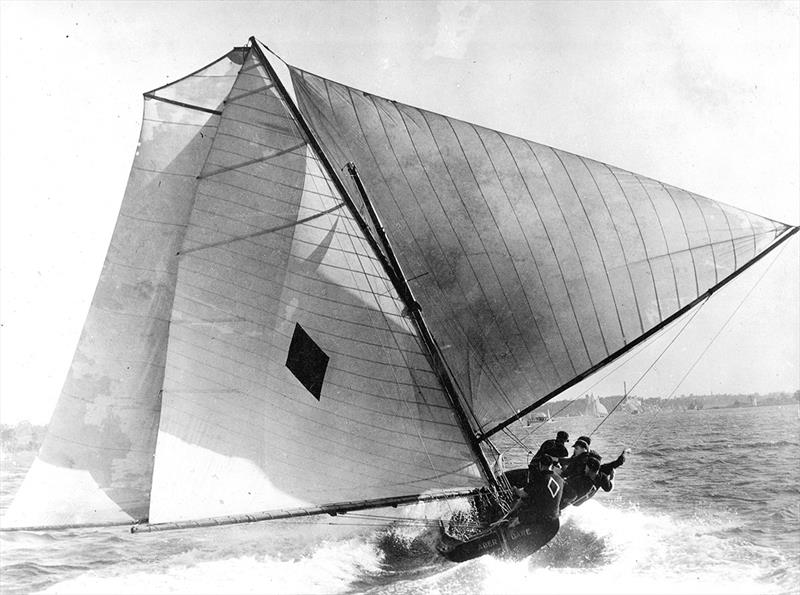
<box><xmin>288</xmin><ymin>61</ymin><xmax>794</xmax><ymax>437</ymax></box>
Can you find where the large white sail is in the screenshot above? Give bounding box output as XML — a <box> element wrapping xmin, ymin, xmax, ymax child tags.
<box><xmin>3</xmin><ymin>37</ymin><xmax>796</xmax><ymax>532</ymax></box>
<box><xmin>2</xmin><ymin>50</ymin><xmax>248</xmax><ymax>529</ymax></box>
<box><xmin>146</xmin><ymin>48</ymin><xmax>482</xmax><ymax>524</ymax></box>
<box><xmin>288</xmin><ymin>63</ymin><xmax>794</xmax><ymax>437</ymax></box>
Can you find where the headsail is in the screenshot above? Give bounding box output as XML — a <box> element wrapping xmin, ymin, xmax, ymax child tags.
<box><xmin>2</xmin><ymin>44</ymin><xmax>487</xmax><ymax>531</ymax></box>
<box><xmin>143</xmin><ymin>46</ymin><xmax>484</xmax><ymax>524</ymax></box>
<box><xmin>2</xmin><ymin>49</ymin><xmax>248</xmax><ymax>529</ymax></box>
<box><xmin>288</xmin><ymin>65</ymin><xmax>796</xmax><ymax>438</ymax></box>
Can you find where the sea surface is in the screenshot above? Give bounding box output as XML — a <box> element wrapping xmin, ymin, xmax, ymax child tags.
<box><xmin>1</xmin><ymin>404</ymin><xmax>798</xmax><ymax>595</ymax></box>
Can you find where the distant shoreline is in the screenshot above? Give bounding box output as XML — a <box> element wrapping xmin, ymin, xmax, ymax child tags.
<box><xmin>2</xmin><ymin>391</ymin><xmax>797</xmax><ymax>451</ymax></box>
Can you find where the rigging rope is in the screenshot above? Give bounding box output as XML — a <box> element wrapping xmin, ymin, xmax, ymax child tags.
<box><xmin>253</xmin><ymin>38</ymin><xmax>289</xmax><ymax>66</ymax></box>
<box><xmin>627</xmin><ymin>241</ymin><xmax>790</xmax><ymax>448</ymax></box>
<box><xmin>589</xmin><ymin>296</ymin><xmax>710</xmax><ymax>437</ymax></box>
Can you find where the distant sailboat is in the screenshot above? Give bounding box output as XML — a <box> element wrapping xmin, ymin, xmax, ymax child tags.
<box><xmin>1</xmin><ymin>37</ymin><xmax>796</xmax><ymax>562</ymax></box>
<box><xmin>583</xmin><ymin>393</ymin><xmax>609</xmax><ymax>418</ymax></box>
<box><xmin>524</xmin><ymin>407</ymin><xmax>553</xmax><ymax>426</ymax></box>
<box><xmin>621</xmin><ymin>394</ymin><xmax>643</xmax><ymax>414</ymax></box>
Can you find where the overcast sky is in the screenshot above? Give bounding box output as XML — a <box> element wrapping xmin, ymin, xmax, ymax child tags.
<box><xmin>1</xmin><ymin>1</ymin><xmax>798</xmax><ymax>424</ymax></box>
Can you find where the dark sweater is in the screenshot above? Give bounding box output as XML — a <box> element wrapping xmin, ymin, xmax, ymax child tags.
<box><xmin>518</xmin><ymin>468</ymin><xmax>564</xmax><ymax>523</ymax></box>
<box><xmin>534</xmin><ymin>438</ymin><xmax>569</xmax><ymax>460</ymax></box>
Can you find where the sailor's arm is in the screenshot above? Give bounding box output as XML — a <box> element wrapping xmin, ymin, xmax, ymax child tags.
<box><xmin>600</xmin><ymin>449</ymin><xmax>629</xmax><ymax>474</ymax></box>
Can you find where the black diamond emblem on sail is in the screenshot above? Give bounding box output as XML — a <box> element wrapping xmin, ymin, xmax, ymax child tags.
<box><xmin>286</xmin><ymin>323</ymin><xmax>329</xmax><ymax>400</ymax></box>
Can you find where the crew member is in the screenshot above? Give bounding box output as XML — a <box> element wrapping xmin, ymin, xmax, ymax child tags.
<box><xmin>559</xmin><ymin>437</ymin><xmax>590</xmax><ymax>479</ymax></box>
<box><xmin>534</xmin><ymin>430</ymin><xmax>570</xmax><ymax>460</ymax></box>
<box><xmin>560</xmin><ymin>454</ymin><xmax>605</xmax><ymax>509</ymax></box>
<box><xmin>495</xmin><ymin>451</ymin><xmax>564</xmax><ymax>550</ymax></box>
<box><xmin>561</xmin><ymin>448</ymin><xmax>628</xmax><ymax>508</ymax></box>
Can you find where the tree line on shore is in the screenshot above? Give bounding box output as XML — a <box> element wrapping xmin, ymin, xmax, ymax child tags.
<box><xmin>552</xmin><ymin>390</ymin><xmax>799</xmax><ymax>417</ymax></box>
<box><xmin>1</xmin><ymin>390</ymin><xmax>797</xmax><ymax>452</ymax></box>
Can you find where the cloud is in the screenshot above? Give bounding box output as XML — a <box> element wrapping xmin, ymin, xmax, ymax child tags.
<box><xmin>426</xmin><ymin>1</ymin><xmax>490</xmax><ymax>60</ymax></box>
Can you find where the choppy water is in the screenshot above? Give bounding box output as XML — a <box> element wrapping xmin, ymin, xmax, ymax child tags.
<box><xmin>1</xmin><ymin>404</ymin><xmax>798</xmax><ymax>595</ymax></box>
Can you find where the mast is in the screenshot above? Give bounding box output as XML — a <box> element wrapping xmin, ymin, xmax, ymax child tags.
<box><xmin>345</xmin><ymin>162</ymin><xmax>495</xmax><ymax>483</ymax></box>
<box><xmin>478</xmin><ymin>225</ymin><xmax>799</xmax><ymax>440</ymax></box>
<box><xmin>249</xmin><ymin>38</ymin><xmax>497</xmax><ymax>487</ymax></box>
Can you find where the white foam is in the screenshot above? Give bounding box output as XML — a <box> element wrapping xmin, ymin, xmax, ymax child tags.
<box><xmin>39</xmin><ymin>537</ymin><xmax>383</xmax><ymax>595</ymax></box>
<box><xmin>37</xmin><ymin>500</ymin><xmax>789</xmax><ymax>594</ymax></box>
<box><xmin>471</xmin><ymin>500</ymin><xmax>784</xmax><ymax>595</ymax></box>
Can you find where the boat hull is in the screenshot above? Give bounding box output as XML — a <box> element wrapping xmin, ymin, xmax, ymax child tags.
<box><xmin>437</xmin><ymin>518</ymin><xmax>559</xmax><ymax>562</ymax></box>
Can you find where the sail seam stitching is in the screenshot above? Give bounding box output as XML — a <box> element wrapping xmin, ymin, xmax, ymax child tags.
<box><xmin>602</xmin><ymin>164</ymin><xmax>664</xmax><ymax>328</ymax></box>
<box><xmin>550</xmin><ymin>148</ymin><xmax>614</xmax><ymax>356</ymax></box>
<box><xmin>629</xmin><ymin>171</ymin><xmax>682</xmax><ymax>311</ymax></box>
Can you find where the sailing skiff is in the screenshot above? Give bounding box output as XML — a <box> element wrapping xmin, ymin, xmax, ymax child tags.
<box><xmin>1</xmin><ymin>38</ymin><xmax>796</xmax><ymax>560</ymax></box>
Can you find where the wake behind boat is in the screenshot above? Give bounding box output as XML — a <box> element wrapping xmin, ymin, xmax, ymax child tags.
<box><xmin>0</xmin><ymin>36</ymin><xmax>796</xmax><ymax>567</ymax></box>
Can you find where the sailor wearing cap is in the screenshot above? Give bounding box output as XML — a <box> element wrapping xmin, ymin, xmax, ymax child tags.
<box><xmin>559</xmin><ymin>438</ymin><xmax>591</xmax><ymax>479</ymax></box>
<box><xmin>534</xmin><ymin>430</ymin><xmax>570</xmax><ymax>460</ymax></box>
<box><xmin>561</xmin><ymin>452</ymin><xmax>605</xmax><ymax>509</ymax></box>
<box><xmin>560</xmin><ymin>448</ymin><xmax>629</xmax><ymax>509</ymax></box>
<box><xmin>490</xmin><ymin>448</ymin><xmax>564</xmax><ymax>552</ymax></box>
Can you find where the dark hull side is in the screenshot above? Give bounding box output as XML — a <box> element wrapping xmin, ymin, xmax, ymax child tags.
<box><xmin>437</xmin><ymin>518</ymin><xmax>559</xmax><ymax>563</ymax></box>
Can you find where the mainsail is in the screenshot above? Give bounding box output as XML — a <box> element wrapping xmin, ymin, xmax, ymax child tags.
<box><xmin>288</xmin><ymin>59</ymin><xmax>796</xmax><ymax>439</ymax></box>
<box><xmin>2</xmin><ymin>37</ymin><xmax>796</xmax><ymax>532</ymax></box>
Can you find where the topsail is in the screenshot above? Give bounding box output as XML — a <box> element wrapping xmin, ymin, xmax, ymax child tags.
<box><xmin>1</xmin><ymin>37</ymin><xmax>796</xmax><ymax>532</ymax></box>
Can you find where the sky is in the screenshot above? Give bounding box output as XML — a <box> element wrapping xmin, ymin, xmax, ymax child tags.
<box><xmin>0</xmin><ymin>1</ymin><xmax>798</xmax><ymax>424</ymax></box>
